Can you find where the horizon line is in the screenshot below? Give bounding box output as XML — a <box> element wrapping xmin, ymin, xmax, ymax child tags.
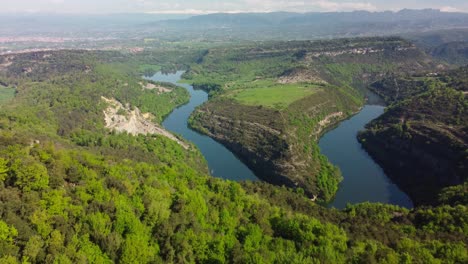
<box><xmin>0</xmin><ymin>8</ymin><xmax>466</xmax><ymax>16</ymax></box>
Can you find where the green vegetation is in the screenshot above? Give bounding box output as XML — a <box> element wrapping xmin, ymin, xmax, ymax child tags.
<box><xmin>370</xmin><ymin>76</ymin><xmax>435</xmax><ymax>103</ymax></box>
<box><xmin>0</xmin><ymin>87</ymin><xmax>15</xmax><ymax>105</ymax></box>
<box><xmin>360</xmin><ymin>67</ymin><xmax>468</xmax><ymax>205</ymax></box>
<box><xmin>438</xmin><ymin>183</ymin><xmax>468</xmax><ymax>206</ymax></box>
<box><xmin>138</xmin><ymin>64</ymin><xmax>162</xmax><ymax>77</ymax></box>
<box><xmin>131</xmin><ymin>80</ymin><xmax>189</xmax><ymax>123</ymax></box>
<box><xmin>1</xmin><ymin>138</ymin><xmax>466</xmax><ymax>263</ymax></box>
<box><xmin>187</xmin><ymin>37</ymin><xmax>438</xmax><ymax>202</ymax></box>
<box><xmin>229</xmin><ymin>82</ymin><xmax>319</xmax><ymax>109</ymax></box>
<box><xmin>0</xmin><ymin>43</ymin><xmax>465</xmax><ymax>263</ymax></box>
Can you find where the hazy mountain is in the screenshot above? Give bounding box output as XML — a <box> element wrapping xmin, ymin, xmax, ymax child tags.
<box><xmin>1</xmin><ymin>9</ymin><xmax>468</xmax><ymax>41</ymax></box>
<box><xmin>150</xmin><ymin>9</ymin><xmax>468</xmax><ymax>28</ymax></box>
<box><xmin>405</xmin><ymin>28</ymin><xmax>468</xmax><ymax>47</ymax></box>
<box><xmin>143</xmin><ymin>9</ymin><xmax>468</xmax><ymax>40</ymax></box>
<box><xmin>154</xmin><ymin>12</ymin><xmax>299</xmax><ymax>28</ymax></box>
<box><xmin>0</xmin><ymin>13</ymin><xmax>190</xmax><ymax>35</ymax></box>
<box><xmin>428</xmin><ymin>41</ymin><xmax>468</xmax><ymax>64</ymax></box>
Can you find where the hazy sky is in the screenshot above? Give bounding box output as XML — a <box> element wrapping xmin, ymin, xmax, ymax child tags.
<box><xmin>2</xmin><ymin>0</ymin><xmax>468</xmax><ymax>14</ymax></box>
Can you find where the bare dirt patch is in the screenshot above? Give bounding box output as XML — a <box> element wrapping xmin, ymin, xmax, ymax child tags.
<box><xmin>313</xmin><ymin>112</ymin><xmax>344</xmax><ymax>138</ymax></box>
<box><xmin>102</xmin><ymin>97</ymin><xmax>188</xmax><ymax>149</ymax></box>
<box><xmin>139</xmin><ymin>82</ymin><xmax>172</xmax><ymax>94</ymax></box>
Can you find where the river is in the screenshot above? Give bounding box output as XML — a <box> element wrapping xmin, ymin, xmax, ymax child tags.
<box><xmin>319</xmin><ymin>94</ymin><xmax>413</xmax><ymax>209</ymax></box>
<box><xmin>148</xmin><ymin>71</ymin><xmax>412</xmax><ymax>208</ymax></box>
<box><xmin>146</xmin><ymin>71</ymin><xmax>258</xmax><ymax>181</ymax></box>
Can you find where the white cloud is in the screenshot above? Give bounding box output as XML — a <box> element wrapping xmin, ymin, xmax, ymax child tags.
<box><xmin>440</xmin><ymin>6</ymin><xmax>464</xmax><ymax>13</ymax></box>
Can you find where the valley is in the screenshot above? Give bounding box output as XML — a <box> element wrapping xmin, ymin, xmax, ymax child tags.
<box><xmin>186</xmin><ymin>37</ymin><xmax>440</xmax><ymax>202</ymax></box>
<box><xmin>0</xmin><ymin>33</ymin><xmax>466</xmax><ymax>263</ymax></box>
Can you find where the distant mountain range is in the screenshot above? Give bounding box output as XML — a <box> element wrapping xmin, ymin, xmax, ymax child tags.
<box><xmin>1</xmin><ymin>9</ymin><xmax>468</xmax><ymax>41</ymax></box>
<box><xmin>142</xmin><ymin>9</ymin><xmax>468</xmax><ymax>40</ymax></box>
<box><xmin>151</xmin><ymin>9</ymin><xmax>468</xmax><ymax>28</ymax></box>
<box><xmin>0</xmin><ymin>13</ymin><xmax>190</xmax><ymax>35</ymax></box>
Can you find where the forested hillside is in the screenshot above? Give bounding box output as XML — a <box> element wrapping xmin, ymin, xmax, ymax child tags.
<box><xmin>0</xmin><ymin>47</ymin><xmax>466</xmax><ymax>263</ymax></box>
<box><xmin>405</xmin><ymin>29</ymin><xmax>468</xmax><ymax>65</ymax></box>
<box><xmin>430</xmin><ymin>42</ymin><xmax>468</xmax><ymax>65</ymax></box>
<box><xmin>186</xmin><ymin>37</ymin><xmax>441</xmax><ymax>202</ymax></box>
<box><xmin>360</xmin><ymin>67</ymin><xmax>468</xmax><ymax>205</ymax></box>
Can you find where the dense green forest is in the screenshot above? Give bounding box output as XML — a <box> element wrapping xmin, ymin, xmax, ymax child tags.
<box><xmin>0</xmin><ymin>42</ymin><xmax>466</xmax><ymax>263</ymax></box>
<box><xmin>360</xmin><ymin>67</ymin><xmax>468</xmax><ymax>206</ymax></box>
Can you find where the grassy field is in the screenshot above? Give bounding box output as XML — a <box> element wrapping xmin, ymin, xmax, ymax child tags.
<box><xmin>0</xmin><ymin>87</ymin><xmax>15</xmax><ymax>105</ymax></box>
<box><xmin>229</xmin><ymin>81</ymin><xmax>320</xmax><ymax>109</ymax></box>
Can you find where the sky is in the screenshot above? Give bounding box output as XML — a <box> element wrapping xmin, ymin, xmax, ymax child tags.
<box><xmin>2</xmin><ymin>0</ymin><xmax>468</xmax><ymax>14</ymax></box>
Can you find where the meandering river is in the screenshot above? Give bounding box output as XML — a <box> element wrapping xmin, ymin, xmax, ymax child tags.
<box><xmin>148</xmin><ymin>72</ymin><xmax>413</xmax><ymax>208</ymax></box>
<box><xmin>319</xmin><ymin>94</ymin><xmax>413</xmax><ymax>209</ymax></box>
<box><xmin>147</xmin><ymin>71</ymin><xmax>258</xmax><ymax>181</ymax></box>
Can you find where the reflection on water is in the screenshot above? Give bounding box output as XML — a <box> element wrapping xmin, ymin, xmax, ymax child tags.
<box><xmin>319</xmin><ymin>104</ymin><xmax>413</xmax><ymax>209</ymax></box>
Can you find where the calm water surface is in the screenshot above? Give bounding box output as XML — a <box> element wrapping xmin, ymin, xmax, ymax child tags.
<box><xmin>319</xmin><ymin>104</ymin><xmax>413</xmax><ymax>209</ymax></box>
<box><xmin>147</xmin><ymin>71</ymin><xmax>258</xmax><ymax>181</ymax></box>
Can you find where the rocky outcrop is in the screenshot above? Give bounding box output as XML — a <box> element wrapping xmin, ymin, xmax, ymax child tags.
<box><xmin>139</xmin><ymin>82</ymin><xmax>172</xmax><ymax>93</ymax></box>
<box><xmin>102</xmin><ymin>97</ymin><xmax>188</xmax><ymax>149</ymax></box>
<box><xmin>278</xmin><ymin>67</ymin><xmax>327</xmax><ymax>84</ymax></box>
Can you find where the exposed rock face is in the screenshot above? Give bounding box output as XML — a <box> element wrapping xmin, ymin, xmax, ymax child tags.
<box><xmin>139</xmin><ymin>82</ymin><xmax>172</xmax><ymax>93</ymax></box>
<box><xmin>307</xmin><ymin>47</ymin><xmax>382</xmax><ymax>58</ymax></box>
<box><xmin>102</xmin><ymin>97</ymin><xmax>188</xmax><ymax>149</ymax></box>
<box><xmin>278</xmin><ymin>68</ymin><xmax>327</xmax><ymax>84</ymax></box>
<box><xmin>316</xmin><ymin>112</ymin><xmax>344</xmax><ymax>135</ymax></box>
<box><xmin>305</xmin><ymin>45</ymin><xmax>417</xmax><ymax>59</ymax></box>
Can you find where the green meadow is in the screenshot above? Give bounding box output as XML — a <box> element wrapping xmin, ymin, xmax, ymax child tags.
<box><xmin>229</xmin><ymin>81</ymin><xmax>320</xmax><ymax>109</ymax></box>
<box><xmin>138</xmin><ymin>64</ymin><xmax>162</xmax><ymax>76</ymax></box>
